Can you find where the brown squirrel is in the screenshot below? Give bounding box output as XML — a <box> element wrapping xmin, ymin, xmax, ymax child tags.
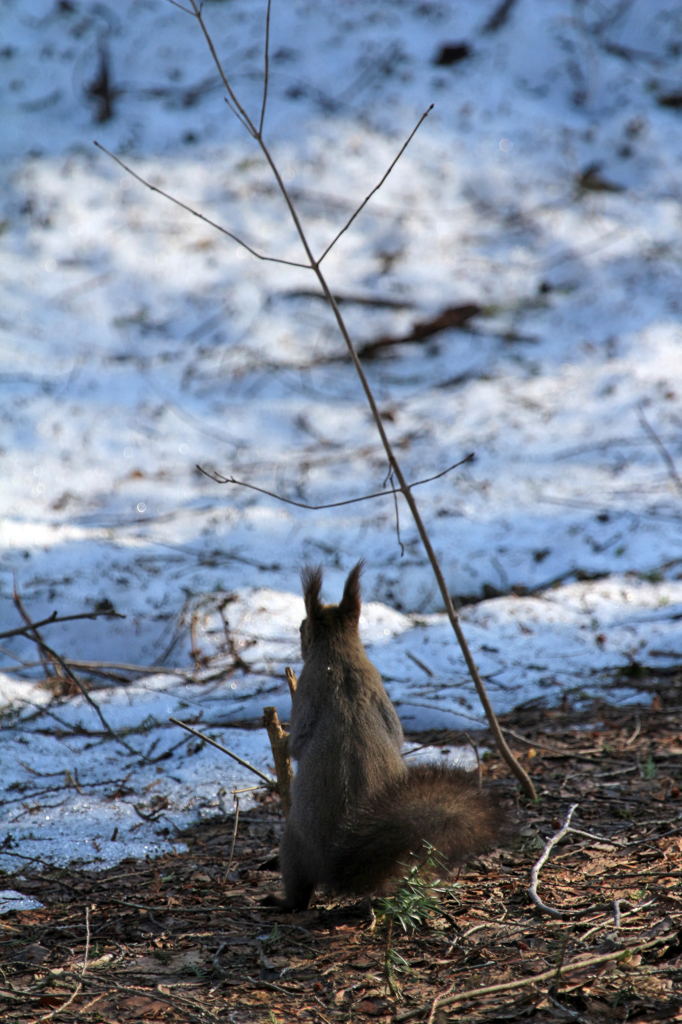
<box><xmin>275</xmin><ymin>561</ymin><xmax>505</xmax><ymax>911</ymax></box>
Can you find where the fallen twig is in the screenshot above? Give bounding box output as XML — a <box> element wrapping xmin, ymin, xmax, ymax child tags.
<box><xmin>36</xmin><ymin>981</ymin><xmax>83</xmax><ymax>1022</ymax></box>
<box><xmin>528</xmin><ymin>804</ymin><xmax>578</xmax><ymax>917</ymax></box>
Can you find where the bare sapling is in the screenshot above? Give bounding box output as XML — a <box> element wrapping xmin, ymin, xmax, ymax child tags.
<box><xmin>99</xmin><ymin>0</ymin><xmax>536</xmax><ymax>800</ymax></box>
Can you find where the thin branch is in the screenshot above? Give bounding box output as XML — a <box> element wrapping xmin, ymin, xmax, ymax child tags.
<box><xmin>13</xmin><ymin>578</ymin><xmax>60</xmax><ymax>682</ymax></box>
<box><xmin>36</xmin><ymin>983</ymin><xmax>83</xmax><ymax>1022</ymax></box>
<box><xmin>638</xmin><ymin>402</ymin><xmax>682</xmax><ymax>497</ymax></box>
<box><xmin>197</xmin><ymin>453</ymin><xmax>474</xmax><ymax>509</ymax></box>
<box><xmin>528</xmin><ymin>804</ymin><xmax>578</xmax><ymax>917</ymax></box>
<box><xmin>0</xmin><ymin>608</ymin><xmax>124</xmax><ymax>642</ymax></box>
<box><xmin>317</xmin><ymin>105</ymin><xmax>433</xmax><ymax>264</ymax></box>
<box><xmin>307</xmin><ymin>282</ymin><xmax>537</xmax><ymax>799</ymax></box>
<box><xmin>148</xmin><ymin>3</ymin><xmax>537</xmax><ymax>801</ymax></box>
<box><xmin>93</xmin><ymin>142</ymin><xmax>311</xmax><ymax>270</ymax></box>
<box><xmin>170</xmin><ymin>0</ymin><xmax>255</xmax><ymax>136</ymax></box>
<box><xmin>258</xmin><ymin>0</ymin><xmax>272</xmax><ymax>136</ymax></box>
<box><xmin>169</xmin><ymin>716</ymin><xmax>275</xmax><ymax>787</ymax></box>
<box><xmin>189</xmin><ymin>0</ymin><xmax>256</xmax><ymax>135</ymax></box>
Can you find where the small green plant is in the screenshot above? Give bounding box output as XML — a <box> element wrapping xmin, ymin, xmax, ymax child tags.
<box><xmin>376</xmin><ymin>845</ymin><xmax>450</xmax><ymax>934</ymax></box>
<box><xmin>641</xmin><ymin>755</ymin><xmax>657</xmax><ymax>780</ymax></box>
<box><xmin>268</xmin><ymin>1012</ymin><xmax>279</xmax><ymax>1024</ymax></box>
<box><xmin>376</xmin><ymin>845</ymin><xmax>453</xmax><ymax>998</ymax></box>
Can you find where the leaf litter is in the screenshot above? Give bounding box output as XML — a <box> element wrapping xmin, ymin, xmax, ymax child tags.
<box><xmin>2</xmin><ymin>683</ymin><xmax>681</xmax><ymax>1023</ymax></box>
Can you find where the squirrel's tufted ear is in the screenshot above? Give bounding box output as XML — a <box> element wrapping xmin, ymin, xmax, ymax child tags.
<box><xmin>338</xmin><ymin>559</ymin><xmax>364</xmax><ymax>623</ymax></box>
<box><xmin>301</xmin><ymin>565</ymin><xmax>324</xmax><ymax>619</ymax></box>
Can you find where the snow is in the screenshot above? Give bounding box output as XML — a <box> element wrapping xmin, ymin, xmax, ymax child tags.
<box><xmin>0</xmin><ymin>890</ymin><xmax>44</xmax><ymax>914</ymax></box>
<box><xmin>1</xmin><ymin>0</ymin><xmax>682</xmax><ymax>870</ymax></box>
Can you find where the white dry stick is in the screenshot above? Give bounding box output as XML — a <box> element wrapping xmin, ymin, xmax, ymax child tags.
<box><xmin>528</xmin><ymin>803</ymin><xmax>579</xmax><ymax>917</ymax></box>
<box><xmin>37</xmin><ymin>984</ymin><xmax>83</xmax><ymax>1022</ymax></box>
<box><xmin>223</xmin><ymin>795</ymin><xmax>240</xmax><ymax>882</ymax></box>
<box><xmin>83</xmin><ymin>905</ymin><xmax>91</xmax><ymax>974</ymax></box>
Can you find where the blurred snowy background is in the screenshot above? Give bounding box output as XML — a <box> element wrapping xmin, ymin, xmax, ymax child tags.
<box><xmin>1</xmin><ymin>0</ymin><xmax>682</xmax><ymax>869</ymax></box>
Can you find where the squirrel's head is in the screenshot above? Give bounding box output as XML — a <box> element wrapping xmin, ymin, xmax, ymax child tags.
<box><xmin>299</xmin><ymin>560</ymin><xmax>364</xmax><ymax>658</ymax></box>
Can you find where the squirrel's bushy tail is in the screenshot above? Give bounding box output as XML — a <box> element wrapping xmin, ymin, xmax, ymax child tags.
<box><xmin>328</xmin><ymin>763</ymin><xmax>505</xmax><ymax>895</ymax></box>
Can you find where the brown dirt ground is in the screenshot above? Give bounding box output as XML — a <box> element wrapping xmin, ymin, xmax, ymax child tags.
<box><xmin>2</xmin><ymin>676</ymin><xmax>682</xmax><ymax>1024</ymax></box>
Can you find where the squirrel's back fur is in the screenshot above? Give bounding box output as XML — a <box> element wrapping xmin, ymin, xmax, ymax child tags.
<box><xmin>277</xmin><ymin>562</ymin><xmax>505</xmax><ymax>911</ymax></box>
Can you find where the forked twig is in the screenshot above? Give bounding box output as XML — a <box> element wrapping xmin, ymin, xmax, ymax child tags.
<box><xmin>36</xmin><ymin>982</ymin><xmax>83</xmax><ymax>1022</ymax></box>
<box><xmin>199</xmin><ymin>454</ymin><xmax>474</xmax><ymax>511</ymax></box>
<box><xmin>317</xmin><ymin>103</ymin><xmax>434</xmax><ymax>264</ymax></box>
<box><xmin>528</xmin><ymin>804</ymin><xmax>578</xmax><ymax>917</ymax></box>
<box><xmin>527</xmin><ymin>804</ymin><xmax>621</xmax><ymax>918</ymax></box>
<box><xmin>108</xmin><ymin>0</ymin><xmax>536</xmax><ymax>800</ymax></box>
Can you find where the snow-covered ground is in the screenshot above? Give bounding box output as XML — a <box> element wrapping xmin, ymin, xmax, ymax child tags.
<box><xmin>2</xmin><ymin>0</ymin><xmax>682</xmax><ymax>869</ymax></box>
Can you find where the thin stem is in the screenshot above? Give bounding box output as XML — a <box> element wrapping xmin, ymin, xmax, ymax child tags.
<box><xmin>305</xmin><ymin>271</ymin><xmax>538</xmax><ymax>801</ymax></box>
<box><xmin>197</xmin><ymin>453</ymin><xmax>474</xmax><ymax>509</ymax></box>
<box><xmin>169</xmin><ymin>716</ymin><xmax>275</xmax><ymax>787</ymax></box>
<box><xmin>93</xmin><ymin>143</ymin><xmax>311</xmax><ymax>270</ymax></box>
<box><xmin>188</xmin><ymin>0</ymin><xmax>256</xmax><ymax>136</ymax></box>
<box><xmin>317</xmin><ymin>104</ymin><xmax>434</xmax><ymax>264</ymax></box>
<box><xmin>149</xmin><ymin>2</ymin><xmax>538</xmax><ymax>801</ymax></box>
<box><xmin>259</xmin><ymin>0</ymin><xmax>272</xmax><ymax>136</ymax></box>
